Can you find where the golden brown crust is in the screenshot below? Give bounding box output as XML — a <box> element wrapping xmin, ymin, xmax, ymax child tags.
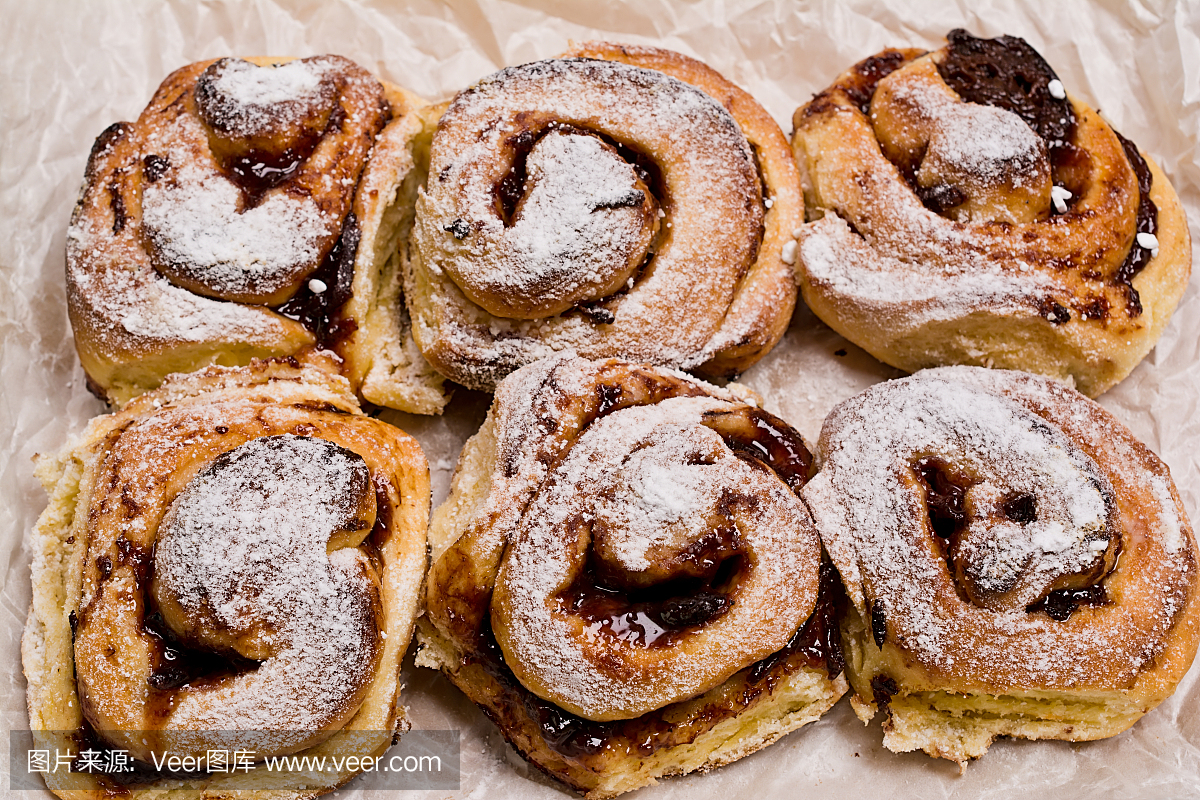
<box><xmin>22</xmin><ymin>358</ymin><xmax>430</xmax><ymax>798</ymax></box>
<box><xmin>563</xmin><ymin>42</ymin><xmax>802</xmax><ymax>379</ymax></box>
<box><xmin>66</xmin><ymin>56</ymin><xmax>441</xmax><ymax>411</ymax></box>
<box><xmin>790</xmin><ymin>37</ymin><xmax>1191</xmax><ymax>397</ymax></box>
<box><xmin>803</xmin><ymin>366</ymin><xmax>1200</xmax><ymax>766</ymax></box>
<box><xmin>405</xmin><ymin>45</ymin><xmax>801</xmax><ymax>392</ymax></box>
<box><xmin>419</xmin><ymin>354</ymin><xmax>845</xmax><ymax>798</ymax></box>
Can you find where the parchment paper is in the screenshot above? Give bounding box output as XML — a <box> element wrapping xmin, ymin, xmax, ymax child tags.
<box><xmin>2</xmin><ymin>1</ymin><xmax>1198</xmax><ymax>797</ymax></box>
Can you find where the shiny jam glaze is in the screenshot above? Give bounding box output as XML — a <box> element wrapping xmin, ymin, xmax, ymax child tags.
<box><xmin>465</xmin><ymin>559</ymin><xmax>844</xmax><ymax>764</ymax></box>
<box><xmin>275</xmin><ymin>212</ymin><xmax>361</xmax><ymax>343</ymax></box>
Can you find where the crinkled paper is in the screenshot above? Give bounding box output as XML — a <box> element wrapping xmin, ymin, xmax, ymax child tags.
<box><xmin>2</xmin><ymin>1</ymin><xmax>1197</xmax><ymax>797</ymax></box>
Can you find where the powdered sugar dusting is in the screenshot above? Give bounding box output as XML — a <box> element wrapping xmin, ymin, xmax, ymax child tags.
<box><xmin>142</xmin><ymin>158</ymin><xmax>332</xmax><ymax>298</ymax></box>
<box><xmin>805</xmin><ymin>368</ymin><xmax>1197</xmax><ymax>688</ymax></box>
<box><xmin>816</xmin><ymin>375</ymin><xmax>1110</xmax><ymax>613</ymax></box>
<box><xmin>65</xmin><ymin>54</ymin><xmax>390</xmax><ymax>389</ymax></box>
<box><xmin>155</xmin><ymin>435</ymin><xmax>379</xmax><ymax>732</ymax></box>
<box><xmin>601</xmin><ymin>442</ymin><xmax>720</xmax><ymax>571</ymax></box>
<box><xmin>67</xmin><ymin>216</ymin><xmax>302</xmax><ymax>343</ymax></box>
<box><xmin>797</xmin><ymin>82</ymin><xmax>1059</xmax><ymax>327</ymax></box>
<box><xmin>412</xmin><ymin>57</ymin><xmax>763</xmax><ymax>386</ymax></box>
<box><xmin>887</xmin><ymin>72</ymin><xmax>1045</xmax><ymax>187</ymax></box>
<box><xmin>492</xmin><ymin>377</ymin><xmax>818</xmax><ymax>719</ymax></box>
<box><xmin>800</xmin><ymin>217</ymin><xmax>1056</xmax><ymax>325</ymax></box>
<box><xmin>923</xmin><ymin>102</ymin><xmax>1044</xmax><ymax>184</ymax></box>
<box><xmin>794</xmin><ymin>54</ymin><xmax>1140</xmax><ymax>343</ymax></box>
<box><xmin>207</xmin><ymin>57</ymin><xmax>326</xmax><ymax>109</ymax></box>
<box><xmin>500</xmin><ymin>131</ymin><xmax>648</xmax><ymax>306</ymax></box>
<box><xmin>1150</xmin><ymin>475</ymin><xmax>1184</xmax><ymax>554</ymax></box>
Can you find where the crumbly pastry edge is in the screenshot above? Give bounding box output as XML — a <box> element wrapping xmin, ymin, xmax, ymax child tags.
<box><xmin>22</xmin><ymin>358</ymin><xmax>431</xmax><ymax>799</ymax></box>
<box><xmin>414</xmin><ymin>356</ymin><xmax>844</xmax><ymax>798</ymax></box>
<box><xmin>334</xmin><ymin>86</ymin><xmax>451</xmax><ymax>415</ymax></box>
<box><xmin>838</xmin><ymin>606</ymin><xmax>1162</xmax><ymax>769</ymax></box>
<box><xmin>416</xmin><ymin>616</ymin><xmax>847</xmax><ymax>800</ymax></box>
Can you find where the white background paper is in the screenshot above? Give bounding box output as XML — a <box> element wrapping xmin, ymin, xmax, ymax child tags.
<box><xmin>2</xmin><ymin>1</ymin><xmax>1198</xmax><ymax>797</ymax></box>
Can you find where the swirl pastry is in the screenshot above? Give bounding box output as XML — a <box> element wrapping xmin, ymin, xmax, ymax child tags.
<box><xmin>404</xmin><ymin>43</ymin><xmax>802</xmax><ymax>391</ymax></box>
<box><xmin>802</xmin><ymin>367</ymin><xmax>1200</xmax><ymax>766</ymax></box>
<box><xmin>67</xmin><ymin>54</ymin><xmax>448</xmax><ymax>412</ymax></box>
<box><xmin>22</xmin><ymin>357</ymin><xmax>429</xmax><ymax>797</ymax></box>
<box><xmin>791</xmin><ymin>30</ymin><xmax>1191</xmax><ymax>396</ymax></box>
<box><xmin>417</xmin><ymin>354</ymin><xmax>845</xmax><ymax>798</ymax></box>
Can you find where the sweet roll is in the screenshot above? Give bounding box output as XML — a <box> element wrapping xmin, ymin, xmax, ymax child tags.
<box><xmin>802</xmin><ymin>366</ymin><xmax>1200</xmax><ymax>765</ymax></box>
<box><xmin>417</xmin><ymin>354</ymin><xmax>845</xmax><ymax>798</ymax></box>
<box><xmin>790</xmin><ymin>30</ymin><xmax>1191</xmax><ymax>396</ymax></box>
<box><xmin>66</xmin><ymin>55</ymin><xmax>447</xmax><ymax>411</ymax></box>
<box><xmin>404</xmin><ymin>44</ymin><xmax>803</xmax><ymax>391</ymax></box>
<box><xmin>22</xmin><ymin>357</ymin><xmax>430</xmax><ymax>797</ymax></box>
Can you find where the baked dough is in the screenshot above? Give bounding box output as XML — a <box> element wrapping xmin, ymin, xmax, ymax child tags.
<box><xmin>66</xmin><ymin>55</ymin><xmax>447</xmax><ymax>412</ymax></box>
<box><xmin>331</xmin><ymin>100</ymin><xmax>451</xmax><ymax>414</ymax></box>
<box><xmin>791</xmin><ymin>31</ymin><xmax>1191</xmax><ymax>396</ymax></box>
<box><xmin>22</xmin><ymin>356</ymin><xmax>430</xmax><ymax>797</ymax></box>
<box><xmin>403</xmin><ymin>45</ymin><xmax>802</xmax><ymax>391</ymax></box>
<box><xmin>418</xmin><ymin>354</ymin><xmax>845</xmax><ymax>798</ymax></box>
<box><xmin>802</xmin><ymin>366</ymin><xmax>1200</xmax><ymax>766</ymax></box>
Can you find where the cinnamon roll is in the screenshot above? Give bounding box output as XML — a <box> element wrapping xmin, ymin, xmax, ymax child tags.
<box><xmin>791</xmin><ymin>30</ymin><xmax>1191</xmax><ymax>396</ymax></box>
<box><xmin>417</xmin><ymin>354</ymin><xmax>845</xmax><ymax>798</ymax></box>
<box><xmin>22</xmin><ymin>357</ymin><xmax>430</xmax><ymax>797</ymax></box>
<box><xmin>67</xmin><ymin>54</ymin><xmax>448</xmax><ymax>412</ymax></box>
<box><xmin>404</xmin><ymin>44</ymin><xmax>802</xmax><ymax>391</ymax></box>
<box><xmin>802</xmin><ymin>367</ymin><xmax>1200</xmax><ymax>766</ymax></box>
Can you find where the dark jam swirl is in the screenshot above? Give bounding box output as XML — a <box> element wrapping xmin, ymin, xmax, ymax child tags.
<box><xmin>488</xmin><ymin>119</ymin><xmax>671</xmax><ymax>326</ymax></box>
<box><xmin>1113</xmin><ymin>130</ymin><xmax>1158</xmax><ymax>315</ymax></box>
<box><xmin>935</xmin><ymin>29</ymin><xmax>1157</xmax><ymax>317</ymax></box>
<box><xmin>805</xmin><ymin>32</ymin><xmax>1158</xmax><ymax>323</ymax></box>
<box><xmin>914</xmin><ymin>456</ymin><xmax>1111</xmax><ymax>621</ymax></box>
<box><xmin>839</xmin><ymin>50</ymin><xmax>913</xmax><ymax>116</ymax></box>
<box><xmin>563</xmin><ymin>532</ymin><xmax>741</xmax><ymax>649</ymax></box>
<box><xmin>713</xmin><ymin>407</ymin><xmax>815</xmax><ymax>493</ymax></box>
<box><xmin>937</xmin><ymin>29</ymin><xmax>1076</xmax><ymax>148</ymax></box>
<box><xmin>556</xmin><ymin>398</ymin><xmax>815</xmax><ymax>650</ymax></box>
<box><xmin>914</xmin><ymin>456</ymin><xmax>972</xmax><ymax>542</ymax></box>
<box><xmin>464</xmin><ymin>558</ymin><xmax>844</xmax><ymax>765</ymax></box>
<box><xmin>494</xmin><ymin>121</ymin><xmax>666</xmax><ymax>227</ymax></box>
<box><xmin>935</xmin><ymin>29</ymin><xmax>1081</xmax><ymax>219</ymax></box>
<box><xmin>275</xmin><ymin>211</ymin><xmax>360</xmax><ymax>344</ymax></box>
<box><xmin>197</xmin><ymin>61</ymin><xmax>388</xmax><ymax>341</ymax></box>
<box><xmin>1026</xmin><ymin>584</ymin><xmax>1109</xmax><ymax>621</ymax></box>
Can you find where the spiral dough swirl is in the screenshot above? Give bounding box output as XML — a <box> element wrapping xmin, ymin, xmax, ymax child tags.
<box><xmin>804</xmin><ymin>367</ymin><xmax>1199</xmax><ymax>691</ymax></box>
<box><xmin>426</xmin><ymin>354</ymin><xmax>824</xmax><ymax>722</ymax></box>
<box><xmin>791</xmin><ymin>31</ymin><xmax>1191</xmax><ymax>396</ymax></box>
<box><xmin>65</xmin><ymin>55</ymin><xmax>395</xmax><ymax>405</ymax></box>
<box><xmin>407</xmin><ymin>45</ymin><xmax>802</xmax><ymax>390</ymax></box>
<box><xmin>68</xmin><ymin>362</ymin><xmax>428</xmax><ymax>763</ymax></box>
